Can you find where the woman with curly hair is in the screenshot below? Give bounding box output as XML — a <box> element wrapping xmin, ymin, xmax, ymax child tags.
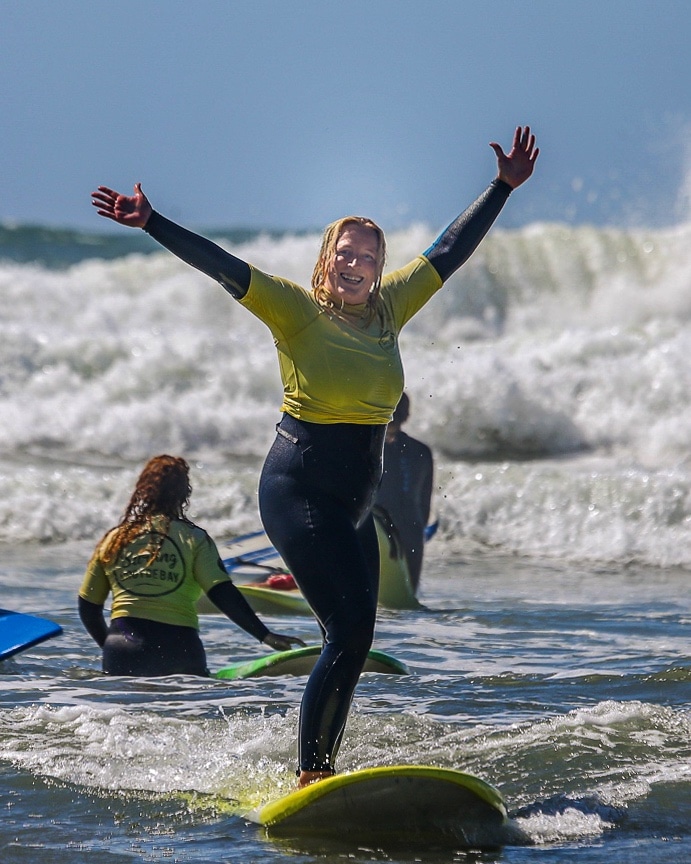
<box><xmin>91</xmin><ymin>127</ymin><xmax>538</xmax><ymax>785</ymax></box>
<box><xmin>78</xmin><ymin>455</ymin><xmax>303</xmax><ymax>677</ymax></box>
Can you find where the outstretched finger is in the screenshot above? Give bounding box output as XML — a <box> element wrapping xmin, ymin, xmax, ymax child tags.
<box><xmin>524</xmin><ymin>132</ymin><xmax>538</xmax><ymax>160</ymax></box>
<box><xmin>91</xmin><ymin>201</ymin><xmax>115</xmax><ymax>215</ymax></box>
<box><xmin>94</xmin><ymin>208</ymin><xmax>118</xmax><ymax>221</ymax></box>
<box><xmin>91</xmin><ymin>191</ymin><xmax>114</xmax><ymax>207</ymax></box>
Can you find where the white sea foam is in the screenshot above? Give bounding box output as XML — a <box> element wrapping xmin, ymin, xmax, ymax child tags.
<box><xmin>0</xmin><ymin>221</ymin><xmax>689</xmax><ymax>566</ymax></box>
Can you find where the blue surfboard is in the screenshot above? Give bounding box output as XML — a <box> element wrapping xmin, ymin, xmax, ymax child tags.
<box><xmin>0</xmin><ymin>609</ymin><xmax>63</xmax><ymax>661</ymax></box>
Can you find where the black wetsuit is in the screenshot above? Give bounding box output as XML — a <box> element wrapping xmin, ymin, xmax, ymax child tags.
<box><xmin>143</xmin><ymin>179</ymin><xmax>512</xmax><ymax>771</ymax></box>
<box><xmin>259</xmin><ymin>414</ymin><xmax>384</xmax><ymax>769</ymax></box>
<box><xmin>79</xmin><ymin>577</ymin><xmax>269</xmax><ymax>677</ymax></box>
<box><xmin>101</xmin><ymin>617</ymin><xmax>209</xmax><ymax>677</ymax></box>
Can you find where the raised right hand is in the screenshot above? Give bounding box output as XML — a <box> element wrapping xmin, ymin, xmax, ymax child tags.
<box><xmin>91</xmin><ymin>182</ymin><xmax>152</xmax><ymax>228</ymax></box>
<box><xmin>490</xmin><ymin>126</ymin><xmax>539</xmax><ymax>189</ymax></box>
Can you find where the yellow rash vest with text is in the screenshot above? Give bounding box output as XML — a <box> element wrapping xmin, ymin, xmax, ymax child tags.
<box><xmin>79</xmin><ymin>517</ymin><xmax>232</xmax><ymax>629</ymax></box>
<box><xmin>240</xmin><ymin>256</ymin><xmax>443</xmax><ymax>425</ymax></box>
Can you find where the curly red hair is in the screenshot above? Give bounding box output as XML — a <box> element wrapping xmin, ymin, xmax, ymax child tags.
<box><xmin>102</xmin><ymin>455</ymin><xmax>192</xmax><ymax>563</ymax></box>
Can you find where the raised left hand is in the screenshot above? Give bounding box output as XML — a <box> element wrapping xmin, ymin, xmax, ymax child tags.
<box><xmin>490</xmin><ymin>126</ymin><xmax>539</xmax><ymax>189</ymax></box>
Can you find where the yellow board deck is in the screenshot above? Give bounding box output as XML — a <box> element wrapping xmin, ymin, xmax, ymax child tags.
<box><xmin>248</xmin><ymin>764</ymin><xmax>507</xmax><ymax>849</ymax></box>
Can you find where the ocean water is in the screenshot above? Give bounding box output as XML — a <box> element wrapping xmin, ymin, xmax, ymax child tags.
<box><xmin>1</xmin><ymin>216</ymin><xmax>690</xmax><ymax>862</ymax></box>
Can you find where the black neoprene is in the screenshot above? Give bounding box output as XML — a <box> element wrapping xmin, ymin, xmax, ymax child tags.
<box><xmin>423</xmin><ymin>179</ymin><xmax>512</xmax><ymax>281</ymax></box>
<box><xmin>144</xmin><ymin>211</ymin><xmax>251</xmax><ymax>298</ymax></box>
<box><xmin>258</xmin><ymin>413</ymin><xmax>384</xmax><ymax>772</ymax></box>
<box><xmin>206</xmin><ymin>580</ymin><xmax>270</xmax><ymax>643</ymax></box>
<box><xmin>78</xmin><ymin>596</ymin><xmax>108</xmax><ymax>647</ymax></box>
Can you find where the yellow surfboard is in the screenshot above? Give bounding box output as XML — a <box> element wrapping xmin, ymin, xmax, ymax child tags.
<box><xmin>373</xmin><ymin>508</ymin><xmax>420</xmax><ymax>610</ymax></box>
<box><xmin>249</xmin><ymin>764</ymin><xmax>507</xmax><ymax>850</ymax></box>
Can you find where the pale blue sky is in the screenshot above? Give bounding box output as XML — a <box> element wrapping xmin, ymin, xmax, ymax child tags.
<box><xmin>3</xmin><ymin>0</ymin><xmax>690</xmax><ymax>232</ymax></box>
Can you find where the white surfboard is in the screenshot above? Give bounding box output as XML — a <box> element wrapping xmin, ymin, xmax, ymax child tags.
<box><xmin>372</xmin><ymin>507</ymin><xmax>420</xmax><ymax>609</ymax></box>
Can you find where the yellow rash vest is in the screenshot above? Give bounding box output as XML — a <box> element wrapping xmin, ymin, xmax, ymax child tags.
<box><xmin>240</xmin><ymin>255</ymin><xmax>442</xmax><ymax>424</ymax></box>
<box><xmin>79</xmin><ymin>517</ymin><xmax>232</xmax><ymax>629</ymax></box>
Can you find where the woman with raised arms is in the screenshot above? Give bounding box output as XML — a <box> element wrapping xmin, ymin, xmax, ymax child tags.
<box><xmin>92</xmin><ymin>126</ymin><xmax>538</xmax><ymax>787</ymax></box>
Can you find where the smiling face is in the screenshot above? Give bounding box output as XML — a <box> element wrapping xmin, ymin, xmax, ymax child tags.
<box><xmin>325</xmin><ymin>223</ymin><xmax>381</xmax><ymax>306</ymax></box>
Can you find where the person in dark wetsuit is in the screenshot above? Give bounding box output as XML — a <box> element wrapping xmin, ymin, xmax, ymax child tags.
<box><xmin>78</xmin><ymin>455</ymin><xmax>303</xmax><ymax>676</ymax></box>
<box><xmin>91</xmin><ymin>126</ymin><xmax>539</xmax><ymax>787</ymax></box>
<box><xmin>376</xmin><ymin>392</ymin><xmax>434</xmax><ymax>593</ymax></box>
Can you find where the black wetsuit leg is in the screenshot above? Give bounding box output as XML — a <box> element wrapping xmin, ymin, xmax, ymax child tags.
<box><xmin>258</xmin><ymin>414</ymin><xmax>385</xmax><ymax>773</ymax></box>
<box><xmin>102</xmin><ymin>617</ymin><xmax>209</xmax><ymax>677</ymax></box>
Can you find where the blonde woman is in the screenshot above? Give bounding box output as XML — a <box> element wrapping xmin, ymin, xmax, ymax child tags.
<box><xmin>92</xmin><ymin>126</ymin><xmax>538</xmax><ymax>785</ymax></box>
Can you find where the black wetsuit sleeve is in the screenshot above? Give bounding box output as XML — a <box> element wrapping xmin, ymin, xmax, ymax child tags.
<box><xmin>78</xmin><ymin>596</ymin><xmax>108</xmax><ymax>647</ymax></box>
<box><xmin>424</xmin><ymin>179</ymin><xmax>512</xmax><ymax>283</ymax></box>
<box><xmin>206</xmin><ymin>581</ymin><xmax>270</xmax><ymax>643</ymax></box>
<box><xmin>143</xmin><ymin>211</ymin><xmax>251</xmax><ymax>299</ymax></box>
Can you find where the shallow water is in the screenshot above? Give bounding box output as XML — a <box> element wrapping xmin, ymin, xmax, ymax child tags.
<box><xmin>2</xmin><ymin>543</ymin><xmax>689</xmax><ymax>863</ymax></box>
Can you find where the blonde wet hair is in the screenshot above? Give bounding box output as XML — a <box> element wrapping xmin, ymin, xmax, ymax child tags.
<box><xmin>311</xmin><ymin>216</ymin><xmax>387</xmax><ymax>322</ymax></box>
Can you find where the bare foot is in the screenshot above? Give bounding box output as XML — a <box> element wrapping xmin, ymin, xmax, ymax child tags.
<box><xmin>297</xmin><ymin>770</ymin><xmax>333</xmax><ymax>789</ymax></box>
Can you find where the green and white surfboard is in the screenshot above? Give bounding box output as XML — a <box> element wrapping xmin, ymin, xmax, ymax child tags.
<box><xmin>215</xmin><ymin>645</ymin><xmax>409</xmax><ymax>680</ymax></box>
